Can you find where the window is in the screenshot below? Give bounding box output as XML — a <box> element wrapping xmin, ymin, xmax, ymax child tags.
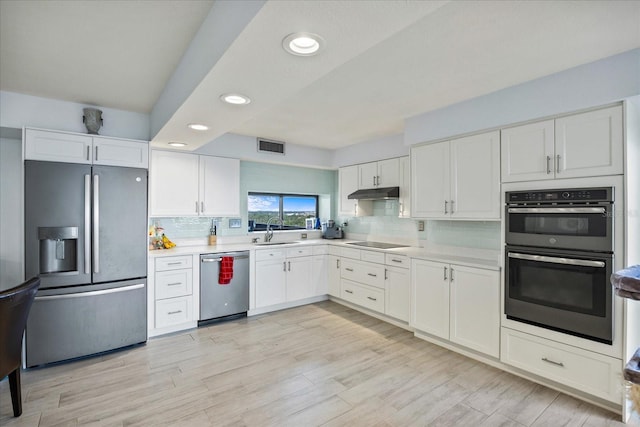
<box><xmin>248</xmin><ymin>193</ymin><xmax>318</xmax><ymax>231</ymax></box>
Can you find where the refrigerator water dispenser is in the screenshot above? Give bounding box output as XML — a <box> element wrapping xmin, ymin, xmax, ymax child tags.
<box><xmin>38</xmin><ymin>226</ymin><xmax>78</xmax><ymax>274</ymax></box>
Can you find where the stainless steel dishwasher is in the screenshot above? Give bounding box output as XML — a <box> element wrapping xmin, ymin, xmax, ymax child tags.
<box><xmin>199</xmin><ymin>251</ymin><xmax>250</xmax><ymax>325</ymax></box>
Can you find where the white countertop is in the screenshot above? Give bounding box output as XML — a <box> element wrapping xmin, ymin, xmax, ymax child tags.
<box><xmin>149</xmin><ymin>238</ymin><xmax>501</xmax><ymax>270</ymax></box>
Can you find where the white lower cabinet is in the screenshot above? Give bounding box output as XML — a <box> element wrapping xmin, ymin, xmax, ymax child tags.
<box><xmin>155</xmin><ymin>296</ymin><xmax>192</xmax><ymax>328</ymax></box>
<box><xmin>327</xmin><ymin>254</ymin><xmax>341</xmax><ymax>297</ymax></box>
<box><xmin>411</xmin><ymin>259</ymin><xmax>499</xmax><ymax>358</ymax></box>
<box><xmin>341</xmin><ymin>279</ymin><xmax>385</xmax><ymax>312</ymax></box>
<box><xmin>255</xmin><ymin>251</ymin><xmax>287</xmax><ymax>308</ymax></box>
<box><xmin>384</xmin><ymin>262</ymin><xmax>410</xmax><ymax>323</ymax></box>
<box><xmin>501</xmin><ymin>328</ymin><xmax>622</xmax><ymax>403</ymax></box>
<box><xmin>150</xmin><ymin>254</ymin><xmax>195</xmax><ymax>336</ymax></box>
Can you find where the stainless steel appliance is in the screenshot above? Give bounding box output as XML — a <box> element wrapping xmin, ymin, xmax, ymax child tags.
<box><xmin>322</xmin><ymin>220</ymin><xmax>343</xmax><ymax>239</ymax></box>
<box><xmin>346</xmin><ymin>241</ymin><xmax>409</xmax><ymax>249</ymax></box>
<box><xmin>505</xmin><ymin>187</ymin><xmax>614</xmax><ymax>344</ymax></box>
<box><xmin>24</xmin><ymin>161</ymin><xmax>148</xmax><ymax>367</ymax></box>
<box><xmin>199</xmin><ymin>251</ymin><xmax>249</xmax><ymax>325</ymax></box>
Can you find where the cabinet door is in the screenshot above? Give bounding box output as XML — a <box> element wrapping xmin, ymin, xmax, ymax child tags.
<box><xmin>411</xmin><ymin>142</ymin><xmax>450</xmax><ymax>218</ymax></box>
<box><xmin>339</xmin><ymin>165</ymin><xmax>359</xmax><ymax>216</ymax></box>
<box><xmin>555</xmin><ymin>105</ymin><xmax>623</xmax><ymax>179</ymax></box>
<box><xmin>411</xmin><ymin>259</ymin><xmax>449</xmax><ymax>339</ymax></box>
<box><xmin>327</xmin><ymin>255</ymin><xmax>341</xmax><ymax>297</ymax></box>
<box><xmin>149</xmin><ymin>150</ymin><xmax>200</xmax><ymax>216</ymax></box>
<box><xmin>398</xmin><ymin>156</ymin><xmax>411</xmax><ymax>218</ymax></box>
<box><xmin>255</xmin><ymin>259</ymin><xmax>286</xmax><ymax>307</ymax></box>
<box><xmin>24</xmin><ymin>128</ymin><xmax>92</xmax><ymax>164</ymax></box>
<box><xmin>377</xmin><ymin>158</ymin><xmax>400</xmax><ymax>187</ymax></box>
<box><xmin>358</xmin><ymin>162</ymin><xmax>379</xmax><ymax>188</ymax></box>
<box><xmin>450</xmin><ymin>131</ymin><xmax>501</xmax><ymax>219</ymax></box>
<box><xmin>286</xmin><ymin>257</ymin><xmax>313</xmax><ymax>301</ymax></box>
<box><xmin>311</xmin><ymin>255</ymin><xmax>328</xmax><ymax>296</ymax></box>
<box><xmin>93</xmin><ymin>137</ymin><xmax>149</xmax><ymax>168</ymax></box>
<box><xmin>449</xmin><ymin>265</ymin><xmax>500</xmax><ymax>358</ymax></box>
<box><xmin>501</xmin><ymin>120</ymin><xmax>555</xmax><ymax>183</ymax></box>
<box><xmin>385</xmin><ymin>265</ymin><xmax>410</xmax><ymax>322</ymax></box>
<box><xmin>200</xmin><ymin>156</ymin><xmax>240</xmax><ymax>216</ymax></box>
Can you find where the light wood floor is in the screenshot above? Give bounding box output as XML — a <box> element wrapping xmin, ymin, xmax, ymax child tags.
<box><xmin>0</xmin><ymin>301</ymin><xmax>632</xmax><ymax>426</ymax></box>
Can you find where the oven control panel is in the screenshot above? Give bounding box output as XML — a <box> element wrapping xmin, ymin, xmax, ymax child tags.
<box><xmin>507</xmin><ymin>187</ymin><xmax>611</xmax><ymax>204</ymax></box>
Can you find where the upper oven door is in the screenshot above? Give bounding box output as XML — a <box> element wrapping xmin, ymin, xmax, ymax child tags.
<box><xmin>505</xmin><ymin>204</ymin><xmax>613</xmax><ymax>252</ymax></box>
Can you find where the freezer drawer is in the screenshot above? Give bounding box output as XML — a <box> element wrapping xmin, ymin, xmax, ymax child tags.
<box><xmin>25</xmin><ymin>279</ymin><xmax>147</xmax><ymax>367</ymax></box>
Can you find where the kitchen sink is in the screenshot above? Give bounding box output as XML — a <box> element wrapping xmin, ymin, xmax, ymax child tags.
<box><xmin>254</xmin><ymin>241</ymin><xmax>301</xmax><ymax>246</ymax></box>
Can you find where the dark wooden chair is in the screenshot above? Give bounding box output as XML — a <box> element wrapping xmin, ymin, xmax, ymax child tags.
<box><xmin>0</xmin><ymin>277</ymin><xmax>40</xmax><ymax>417</ymax></box>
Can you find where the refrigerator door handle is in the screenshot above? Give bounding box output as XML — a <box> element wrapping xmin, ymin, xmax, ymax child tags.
<box><xmin>93</xmin><ymin>174</ymin><xmax>100</xmax><ymax>274</ymax></box>
<box><xmin>84</xmin><ymin>174</ymin><xmax>91</xmax><ymax>274</ymax></box>
<box><xmin>35</xmin><ymin>283</ymin><xmax>145</xmax><ymax>300</ymax></box>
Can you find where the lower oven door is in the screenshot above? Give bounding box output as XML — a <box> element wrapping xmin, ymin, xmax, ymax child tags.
<box><xmin>505</xmin><ymin>246</ymin><xmax>613</xmax><ymax>344</ymax></box>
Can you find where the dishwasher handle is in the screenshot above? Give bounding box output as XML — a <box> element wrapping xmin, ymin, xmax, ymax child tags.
<box><xmin>201</xmin><ymin>253</ymin><xmax>249</xmax><ymax>263</ymax></box>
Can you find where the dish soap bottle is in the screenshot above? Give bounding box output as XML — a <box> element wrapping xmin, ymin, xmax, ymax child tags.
<box><xmin>208</xmin><ymin>220</ymin><xmax>217</xmax><ymax>246</ymax></box>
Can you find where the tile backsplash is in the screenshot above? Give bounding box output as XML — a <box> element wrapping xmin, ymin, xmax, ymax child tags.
<box><xmin>149</xmin><ymin>216</ymin><xmax>245</xmax><ymax>239</ymax></box>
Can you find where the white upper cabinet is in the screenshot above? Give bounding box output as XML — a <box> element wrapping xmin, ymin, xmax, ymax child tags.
<box><xmin>357</xmin><ymin>158</ymin><xmax>400</xmax><ymax>189</ymax></box>
<box><xmin>412</xmin><ymin>131</ymin><xmax>500</xmax><ymax>219</ymax></box>
<box><xmin>149</xmin><ymin>150</ymin><xmax>240</xmax><ymax>217</ymax></box>
<box><xmin>24</xmin><ymin>128</ymin><xmax>148</xmax><ymax>168</ymax></box>
<box><xmin>339</xmin><ymin>165</ymin><xmax>359</xmax><ymax>216</ymax></box>
<box><xmin>199</xmin><ymin>155</ymin><xmax>240</xmax><ymax>217</ymax></box>
<box><xmin>398</xmin><ymin>156</ymin><xmax>411</xmax><ymax>218</ymax></box>
<box><xmin>501</xmin><ymin>105</ymin><xmax>623</xmax><ymax>182</ymax></box>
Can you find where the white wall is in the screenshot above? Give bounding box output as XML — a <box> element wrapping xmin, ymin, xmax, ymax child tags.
<box><xmin>195</xmin><ymin>132</ymin><xmax>335</xmax><ymax>169</ymax></box>
<box><xmin>0</xmin><ymin>134</ymin><xmax>23</xmax><ymax>290</ymax></box>
<box><xmin>0</xmin><ymin>91</ymin><xmax>150</xmax><ymax>140</ymax></box>
<box><xmin>332</xmin><ymin>133</ymin><xmax>409</xmax><ymax>168</ymax></box>
<box><xmin>404</xmin><ymin>48</ymin><xmax>640</xmax><ymax>145</ymax></box>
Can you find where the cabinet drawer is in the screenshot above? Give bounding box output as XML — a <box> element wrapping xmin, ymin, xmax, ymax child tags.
<box><xmin>385</xmin><ymin>253</ymin><xmax>409</xmax><ymax>268</ymax></box>
<box><xmin>341</xmin><ymin>259</ymin><xmax>385</xmax><ymax>289</ymax></box>
<box><xmin>361</xmin><ymin>250</ymin><xmax>385</xmax><ymax>264</ymax></box>
<box><xmin>341</xmin><ymin>279</ymin><xmax>385</xmax><ymax>313</ymax></box>
<box><xmin>340</xmin><ymin>247</ymin><xmax>361</xmax><ymax>260</ymax></box>
<box><xmin>501</xmin><ymin>328</ymin><xmax>621</xmax><ymax>402</ymax></box>
<box><xmin>328</xmin><ymin>245</ymin><xmax>341</xmax><ymax>256</ymax></box>
<box><xmin>155</xmin><ymin>296</ymin><xmax>192</xmax><ymax>328</ymax></box>
<box><xmin>286</xmin><ymin>246</ymin><xmax>313</xmax><ymax>258</ymax></box>
<box><xmin>255</xmin><ymin>249</ymin><xmax>286</xmax><ymax>261</ymax></box>
<box><xmin>312</xmin><ymin>245</ymin><xmax>329</xmax><ymax>255</ymax></box>
<box><xmin>155</xmin><ymin>255</ymin><xmax>193</xmax><ymax>271</ymax></box>
<box><xmin>156</xmin><ymin>269</ymin><xmax>192</xmax><ymax>300</ymax></box>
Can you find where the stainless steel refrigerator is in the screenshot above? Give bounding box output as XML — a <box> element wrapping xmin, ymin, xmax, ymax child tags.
<box><xmin>24</xmin><ymin>160</ymin><xmax>148</xmax><ymax>367</ymax></box>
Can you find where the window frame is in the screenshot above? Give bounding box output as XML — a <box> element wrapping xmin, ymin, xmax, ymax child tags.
<box><xmin>248</xmin><ymin>192</ymin><xmax>319</xmax><ymax>232</ymax></box>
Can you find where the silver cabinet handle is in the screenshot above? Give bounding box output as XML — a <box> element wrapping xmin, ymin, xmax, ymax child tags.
<box><xmin>86</xmin><ymin>146</ymin><xmax>91</xmax><ymax>161</ymax></box>
<box><xmin>444</xmin><ymin>200</ymin><xmax>448</xmax><ymax>214</ymax></box>
<box><xmin>376</xmin><ymin>175</ymin><xmax>380</xmax><ymax>186</ymax></box>
<box><xmin>367</xmin><ymin>273</ymin><xmax>377</xmax><ymax>277</ymax></box>
<box><xmin>196</xmin><ymin>201</ymin><xmax>199</xmax><ymax>213</ymax></box>
<box><xmin>450</xmin><ymin>200</ymin><xmax>455</xmax><ymax>214</ymax></box>
<box><xmin>443</xmin><ymin>266</ymin><xmax>448</xmax><ymax>281</ymax></box>
<box><xmin>283</xmin><ymin>261</ymin><xmax>286</xmax><ymax>272</ymax></box>
<box><xmin>84</xmin><ymin>174</ymin><xmax>91</xmax><ymax>274</ymax></box>
<box><xmin>345</xmin><ymin>289</ymin><xmax>353</xmax><ymax>294</ymax></box>
<box><xmin>201</xmin><ymin>201</ymin><xmax>204</xmax><ymax>213</ymax></box>
<box><xmin>542</xmin><ymin>357</ymin><xmax>564</xmax><ymax>367</ymax></box>
<box><xmin>95</xmin><ymin>145</ymin><xmax>99</xmax><ymax>161</ymax></box>
<box><xmin>288</xmin><ymin>261</ymin><xmax>291</xmax><ymax>271</ymax></box>
<box><xmin>367</xmin><ymin>296</ymin><xmax>377</xmax><ymax>301</ymax></box>
<box><xmin>167</xmin><ymin>282</ymin><xmax>182</xmax><ymax>286</ymax></box>
<box><xmin>556</xmin><ymin>154</ymin><xmax>561</xmax><ymax>173</ymax></box>
<box><xmin>168</xmin><ymin>310</ymin><xmax>183</xmax><ymax>315</ymax></box>
<box><xmin>391</xmin><ymin>259</ymin><xmax>403</xmax><ymax>263</ymax></box>
<box><xmin>508</xmin><ymin>252</ymin><xmax>605</xmax><ymax>268</ymax></box>
<box><xmin>167</xmin><ymin>262</ymin><xmax>182</xmax><ymax>265</ymax></box>
<box><xmin>546</xmin><ymin>156</ymin><xmax>552</xmax><ymax>174</ymax></box>
<box><xmin>35</xmin><ymin>283</ymin><xmax>144</xmax><ymax>300</ymax></box>
<box><xmin>336</xmin><ymin>259</ymin><xmax>340</xmax><ymax>269</ymax></box>
<box><xmin>345</xmin><ymin>267</ymin><xmax>354</xmax><ymax>272</ymax></box>
<box><xmin>384</xmin><ymin>269</ymin><xmax>388</xmax><ymax>280</ymax></box>
<box><xmin>373</xmin><ymin>176</ymin><xmax>376</xmax><ymax>186</ymax></box>
<box><xmin>93</xmin><ymin>174</ymin><xmax>100</xmax><ymax>274</ymax></box>
<box><xmin>450</xmin><ymin>267</ymin><xmax>454</xmax><ymax>282</ymax></box>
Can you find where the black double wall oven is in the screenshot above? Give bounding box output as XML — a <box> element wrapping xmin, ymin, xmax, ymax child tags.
<box><xmin>505</xmin><ymin>187</ymin><xmax>614</xmax><ymax>344</ymax></box>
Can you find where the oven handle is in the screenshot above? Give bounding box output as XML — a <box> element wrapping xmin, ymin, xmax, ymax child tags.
<box><xmin>507</xmin><ymin>207</ymin><xmax>606</xmax><ymax>214</ymax></box>
<box><xmin>508</xmin><ymin>252</ymin><xmax>605</xmax><ymax>268</ymax></box>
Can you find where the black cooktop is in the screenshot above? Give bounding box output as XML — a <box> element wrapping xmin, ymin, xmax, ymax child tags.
<box><xmin>346</xmin><ymin>241</ymin><xmax>409</xmax><ymax>249</ymax></box>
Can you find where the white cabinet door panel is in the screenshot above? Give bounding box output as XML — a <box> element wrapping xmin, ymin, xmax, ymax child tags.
<box><xmin>25</xmin><ymin>129</ymin><xmax>92</xmax><ymax>164</ymax></box>
<box><xmin>200</xmin><ymin>156</ymin><xmax>240</xmax><ymax>216</ymax></box>
<box><xmin>358</xmin><ymin>162</ymin><xmax>378</xmax><ymax>189</ymax></box>
<box><xmin>286</xmin><ymin>257</ymin><xmax>313</xmax><ymax>301</ymax></box>
<box><xmin>93</xmin><ymin>137</ymin><xmax>149</xmax><ymax>168</ymax></box>
<box><xmin>339</xmin><ymin>165</ymin><xmax>359</xmax><ymax>216</ymax></box>
<box><xmin>411</xmin><ymin>259</ymin><xmax>449</xmax><ymax>339</ymax></box>
<box><xmin>501</xmin><ymin>120</ymin><xmax>555</xmax><ymax>183</ymax></box>
<box><xmin>255</xmin><ymin>260</ymin><xmax>286</xmax><ymax>307</ymax></box>
<box><xmin>377</xmin><ymin>158</ymin><xmax>400</xmax><ymax>187</ymax></box>
<box><xmin>385</xmin><ymin>265</ymin><xmax>410</xmax><ymax>322</ymax></box>
<box><xmin>311</xmin><ymin>255</ymin><xmax>328</xmax><ymax>296</ymax></box>
<box><xmin>150</xmin><ymin>151</ymin><xmax>199</xmax><ymax>216</ymax></box>
<box><xmin>399</xmin><ymin>156</ymin><xmax>411</xmax><ymax>218</ymax></box>
<box><xmin>328</xmin><ymin>255</ymin><xmax>341</xmax><ymax>297</ymax></box>
<box><xmin>411</xmin><ymin>142</ymin><xmax>450</xmax><ymax>218</ymax></box>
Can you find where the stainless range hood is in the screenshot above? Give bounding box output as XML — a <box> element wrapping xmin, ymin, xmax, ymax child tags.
<box><xmin>347</xmin><ymin>186</ymin><xmax>399</xmax><ymax>200</ymax></box>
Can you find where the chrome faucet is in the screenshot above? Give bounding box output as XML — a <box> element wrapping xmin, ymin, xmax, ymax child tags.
<box><xmin>265</xmin><ymin>216</ymin><xmax>283</xmax><ymax>242</ymax></box>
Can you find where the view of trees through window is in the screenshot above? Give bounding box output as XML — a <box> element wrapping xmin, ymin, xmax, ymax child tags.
<box><xmin>248</xmin><ymin>193</ymin><xmax>318</xmax><ymax>231</ymax></box>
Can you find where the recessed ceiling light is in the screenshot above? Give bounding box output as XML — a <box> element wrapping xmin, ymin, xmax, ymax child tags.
<box><xmin>220</xmin><ymin>93</ymin><xmax>251</xmax><ymax>105</ymax></box>
<box><xmin>168</xmin><ymin>142</ymin><xmax>187</xmax><ymax>147</ymax></box>
<box><xmin>187</xmin><ymin>123</ymin><xmax>208</xmax><ymax>131</ymax></box>
<box><xmin>283</xmin><ymin>32</ymin><xmax>323</xmax><ymax>56</ymax></box>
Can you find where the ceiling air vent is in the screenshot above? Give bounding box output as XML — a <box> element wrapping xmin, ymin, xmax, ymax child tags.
<box><xmin>257</xmin><ymin>138</ymin><xmax>285</xmax><ymax>155</ymax></box>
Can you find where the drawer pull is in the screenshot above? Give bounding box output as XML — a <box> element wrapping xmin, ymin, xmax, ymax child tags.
<box><xmin>345</xmin><ymin>290</ymin><xmax>354</xmax><ymax>294</ymax></box>
<box><xmin>367</xmin><ymin>273</ymin><xmax>377</xmax><ymax>277</ymax></box>
<box><xmin>391</xmin><ymin>259</ymin><xmax>403</xmax><ymax>263</ymax></box>
<box><xmin>167</xmin><ymin>262</ymin><xmax>182</xmax><ymax>266</ymax></box>
<box><xmin>167</xmin><ymin>310</ymin><xmax>183</xmax><ymax>315</ymax></box>
<box><xmin>345</xmin><ymin>268</ymin><xmax>354</xmax><ymax>272</ymax></box>
<box><xmin>367</xmin><ymin>296</ymin><xmax>377</xmax><ymax>301</ymax></box>
<box><xmin>541</xmin><ymin>357</ymin><xmax>564</xmax><ymax>367</ymax></box>
<box><xmin>167</xmin><ymin>282</ymin><xmax>182</xmax><ymax>286</ymax></box>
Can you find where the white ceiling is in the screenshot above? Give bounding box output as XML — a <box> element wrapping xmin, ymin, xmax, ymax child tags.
<box><xmin>2</xmin><ymin>1</ymin><xmax>639</xmax><ymax>151</ymax></box>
